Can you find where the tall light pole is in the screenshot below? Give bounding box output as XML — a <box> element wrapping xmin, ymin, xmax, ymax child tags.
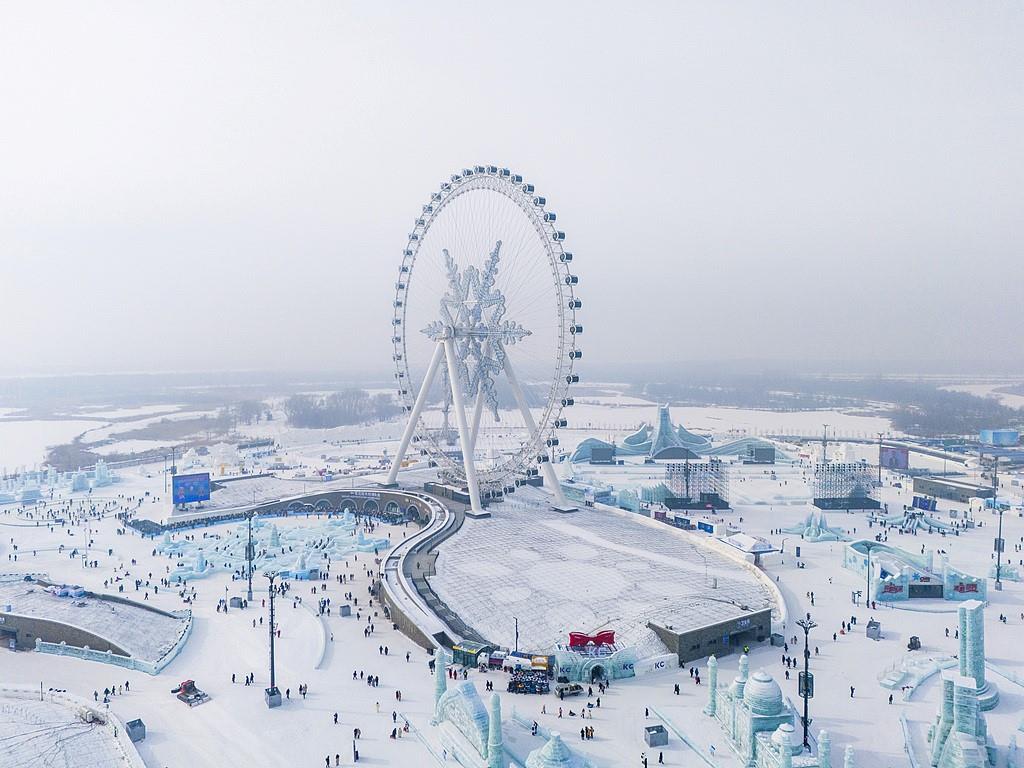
<box><xmin>876</xmin><ymin>432</ymin><xmax>884</xmax><ymax>485</ymax></box>
<box><xmin>246</xmin><ymin>510</ymin><xmax>256</xmax><ymax>602</ymax></box>
<box><xmin>821</xmin><ymin>425</ymin><xmax>830</xmax><ymax>465</ymax></box>
<box><xmin>265</xmin><ymin>571</ymin><xmax>281</xmax><ymax>707</ymax></box>
<box><xmin>796</xmin><ymin>617</ymin><xmax>817</xmax><ymax>751</ymax></box>
<box><xmin>992</xmin><ymin>457</ymin><xmax>1005</xmax><ymax>591</ymax></box>
<box><xmin>513</xmin><ymin>616</ymin><xmax>519</xmax><ymax>654</ymax></box>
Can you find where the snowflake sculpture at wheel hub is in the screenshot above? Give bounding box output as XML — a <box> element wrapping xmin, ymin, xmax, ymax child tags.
<box><xmin>386</xmin><ymin>166</ymin><xmax>581</xmax><ymax>514</ymax></box>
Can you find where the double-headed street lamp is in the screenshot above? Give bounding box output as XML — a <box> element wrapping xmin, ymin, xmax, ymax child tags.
<box><xmin>795</xmin><ymin>617</ymin><xmax>817</xmax><ymax>751</ymax></box>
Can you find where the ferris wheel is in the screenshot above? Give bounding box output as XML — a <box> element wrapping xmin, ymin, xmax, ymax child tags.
<box><xmin>385</xmin><ymin>165</ymin><xmax>581</xmax><ymax>514</ymax></box>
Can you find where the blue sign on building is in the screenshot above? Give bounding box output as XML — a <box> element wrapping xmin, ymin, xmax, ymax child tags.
<box><xmin>980</xmin><ymin>429</ymin><xmax>1020</xmax><ymax>447</ymax></box>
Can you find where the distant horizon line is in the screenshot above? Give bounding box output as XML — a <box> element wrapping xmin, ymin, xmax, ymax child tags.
<box><xmin>2</xmin><ymin>359</ymin><xmax>1024</xmax><ymax>381</ymax></box>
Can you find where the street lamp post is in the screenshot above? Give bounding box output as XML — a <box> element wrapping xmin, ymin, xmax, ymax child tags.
<box><xmin>876</xmin><ymin>432</ymin><xmax>884</xmax><ymax>485</ymax></box>
<box><xmin>265</xmin><ymin>572</ymin><xmax>281</xmax><ymax>707</ymax></box>
<box><xmin>796</xmin><ymin>617</ymin><xmax>817</xmax><ymax>751</ymax></box>
<box><xmin>513</xmin><ymin>616</ymin><xmax>519</xmax><ymax>654</ymax></box>
<box><xmin>993</xmin><ymin>457</ymin><xmax>1004</xmax><ymax>591</ymax></box>
<box><xmin>246</xmin><ymin>511</ymin><xmax>256</xmax><ymax>602</ymax></box>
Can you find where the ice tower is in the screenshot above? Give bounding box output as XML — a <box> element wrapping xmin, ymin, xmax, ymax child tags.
<box><xmin>958</xmin><ymin>600</ymin><xmax>997</xmax><ymax>711</ymax></box>
<box><xmin>487</xmin><ymin>694</ymin><xmax>504</xmax><ymax>768</ymax></box>
<box><xmin>928</xmin><ymin>670</ymin><xmax>994</xmax><ymax>768</ymax></box>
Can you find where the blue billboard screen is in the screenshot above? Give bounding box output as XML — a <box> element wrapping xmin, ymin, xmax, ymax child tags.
<box><xmin>879</xmin><ymin>446</ymin><xmax>909</xmax><ymax>471</ymax></box>
<box><xmin>173</xmin><ymin>472</ymin><xmax>211</xmax><ymax>504</ymax></box>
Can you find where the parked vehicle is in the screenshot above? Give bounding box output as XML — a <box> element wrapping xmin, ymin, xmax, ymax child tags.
<box><xmin>555</xmin><ymin>682</ymin><xmax>584</xmax><ymax>699</ymax></box>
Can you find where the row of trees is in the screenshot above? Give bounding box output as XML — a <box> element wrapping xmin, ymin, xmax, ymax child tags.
<box><xmin>638</xmin><ymin>375</ymin><xmax>1021</xmax><ymax>437</ymax></box>
<box><xmin>284</xmin><ymin>390</ymin><xmax>401</xmax><ymax>429</ymax></box>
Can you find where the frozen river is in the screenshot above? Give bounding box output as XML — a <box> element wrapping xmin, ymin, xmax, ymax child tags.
<box><xmin>0</xmin><ymin>418</ymin><xmax>99</xmax><ymax>470</ymax></box>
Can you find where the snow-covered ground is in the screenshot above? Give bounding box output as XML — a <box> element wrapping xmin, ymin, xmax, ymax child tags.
<box><xmin>941</xmin><ymin>382</ymin><xmax>1024</xmax><ymax>411</ymax></box>
<box><xmin>2</xmin><ymin>395</ymin><xmax>1023</xmax><ymax>767</ymax></box>
<box><xmin>0</xmin><ymin>690</ymin><xmax>140</xmax><ymax>767</ymax></box>
<box><xmin>91</xmin><ymin>439</ymin><xmax>189</xmax><ymax>457</ymax></box>
<box><xmin>431</xmin><ymin>489</ymin><xmax>776</xmax><ymax>656</ymax></box>
<box><xmin>0</xmin><ymin>580</ymin><xmax>189</xmax><ymax>665</ymax></box>
<box><xmin>0</xmin><ymin>419</ymin><xmax>106</xmax><ymax>471</ymax></box>
<box><xmin>80</xmin><ymin>409</ymin><xmax>221</xmax><ymax>446</ymax></box>
<box><xmin>73</xmin><ymin>405</ymin><xmax>186</xmax><ymax>420</ymax></box>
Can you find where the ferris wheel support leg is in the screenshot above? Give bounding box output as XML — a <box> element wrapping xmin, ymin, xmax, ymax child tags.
<box><xmin>443</xmin><ymin>337</ymin><xmax>483</xmax><ymax>514</ymax></box>
<box><xmin>468</xmin><ymin>339</ymin><xmax>491</xmax><ymax>451</ymax></box>
<box><xmin>469</xmin><ymin>388</ymin><xmax>485</xmax><ymax>453</ymax></box>
<box><xmin>501</xmin><ymin>355</ymin><xmax>570</xmax><ymax>508</ymax></box>
<box><xmin>386</xmin><ymin>342</ymin><xmax>445</xmax><ymax>486</ymax></box>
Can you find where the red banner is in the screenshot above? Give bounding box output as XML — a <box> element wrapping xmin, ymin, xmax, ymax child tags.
<box><xmin>568</xmin><ymin>630</ymin><xmax>615</xmax><ymax>648</ymax></box>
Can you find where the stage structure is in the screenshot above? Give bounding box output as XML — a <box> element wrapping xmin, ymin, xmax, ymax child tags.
<box><xmin>665</xmin><ymin>458</ymin><xmax>730</xmax><ymax>509</ymax></box>
<box><xmin>386</xmin><ymin>166</ymin><xmax>580</xmax><ymax>515</ymax></box>
<box><xmin>812</xmin><ymin>461</ymin><xmax>880</xmax><ymax>510</ymax></box>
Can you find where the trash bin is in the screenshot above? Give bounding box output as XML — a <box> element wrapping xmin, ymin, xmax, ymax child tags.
<box><xmin>265</xmin><ymin>686</ymin><xmax>282</xmax><ymax>708</ymax></box>
<box><xmin>866</xmin><ymin>620</ymin><xmax>882</xmax><ymax>641</ymax></box>
<box><xmin>125</xmin><ymin>719</ymin><xmax>146</xmax><ymax>743</ymax></box>
<box><xmin>644</xmin><ymin>724</ymin><xmax>668</xmax><ymax>747</ymax></box>
<box><xmin>339</xmin><ymin>604</ymin><xmax>352</xmax><ymax>617</ymax></box>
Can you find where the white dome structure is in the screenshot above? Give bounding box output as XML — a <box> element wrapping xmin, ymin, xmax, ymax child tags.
<box><xmin>743</xmin><ymin>669</ymin><xmax>784</xmax><ymax>716</ymax></box>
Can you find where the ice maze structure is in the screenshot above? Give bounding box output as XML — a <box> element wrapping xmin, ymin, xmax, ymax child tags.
<box><xmin>157</xmin><ymin>512</ymin><xmax>390</xmax><ymax>582</ymax></box>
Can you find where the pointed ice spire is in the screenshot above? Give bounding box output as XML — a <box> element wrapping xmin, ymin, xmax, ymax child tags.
<box><xmin>738</xmin><ymin>653</ymin><xmax>749</xmax><ymax>681</ymax></box>
<box><xmin>818</xmin><ymin>730</ymin><xmax>831</xmax><ymax>768</ymax></box>
<box><xmin>434</xmin><ymin>651</ymin><xmax>448</xmax><ymax>715</ymax></box>
<box><xmin>487</xmin><ymin>693</ymin><xmax>504</xmax><ymax>768</ymax></box>
<box><xmin>843</xmin><ymin>745</ymin><xmax>855</xmax><ymax>768</ymax></box>
<box><xmin>704</xmin><ymin>655</ymin><xmax>718</xmax><ymax>716</ymax></box>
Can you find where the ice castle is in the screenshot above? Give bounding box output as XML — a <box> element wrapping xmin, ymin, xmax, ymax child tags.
<box><xmin>704</xmin><ymin>654</ymin><xmax>840</xmax><ymax>768</ymax></box>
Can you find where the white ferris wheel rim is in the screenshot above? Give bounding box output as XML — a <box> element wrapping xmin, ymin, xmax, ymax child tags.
<box><xmin>391</xmin><ymin>166</ymin><xmax>580</xmax><ymax>489</ymax></box>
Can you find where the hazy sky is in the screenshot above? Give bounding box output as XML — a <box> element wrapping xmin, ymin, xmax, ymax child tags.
<box><xmin>1</xmin><ymin>2</ymin><xmax>1021</xmax><ymax>376</ymax></box>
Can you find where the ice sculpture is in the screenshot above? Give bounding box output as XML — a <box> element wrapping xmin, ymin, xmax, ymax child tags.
<box><xmin>525</xmin><ymin>732</ymin><xmax>595</xmax><ymax>768</ymax></box>
<box><xmin>704</xmin><ymin>654</ymin><xmax>718</xmax><ymax>716</ymax></box>
<box><xmin>487</xmin><ymin>694</ymin><xmax>503</xmax><ymax>768</ymax></box>
<box><xmin>433</xmin><ymin>652</ymin><xmax>447</xmax><ymax>719</ymax></box>
<box><xmin>704</xmin><ymin>654</ymin><xmax>835</xmax><ymax>768</ymax></box>
<box><xmin>927</xmin><ymin>669</ymin><xmax>994</xmax><ymax>767</ymax></box>
<box><xmin>783</xmin><ymin>510</ymin><xmax>849</xmax><ymax>542</ymax></box>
